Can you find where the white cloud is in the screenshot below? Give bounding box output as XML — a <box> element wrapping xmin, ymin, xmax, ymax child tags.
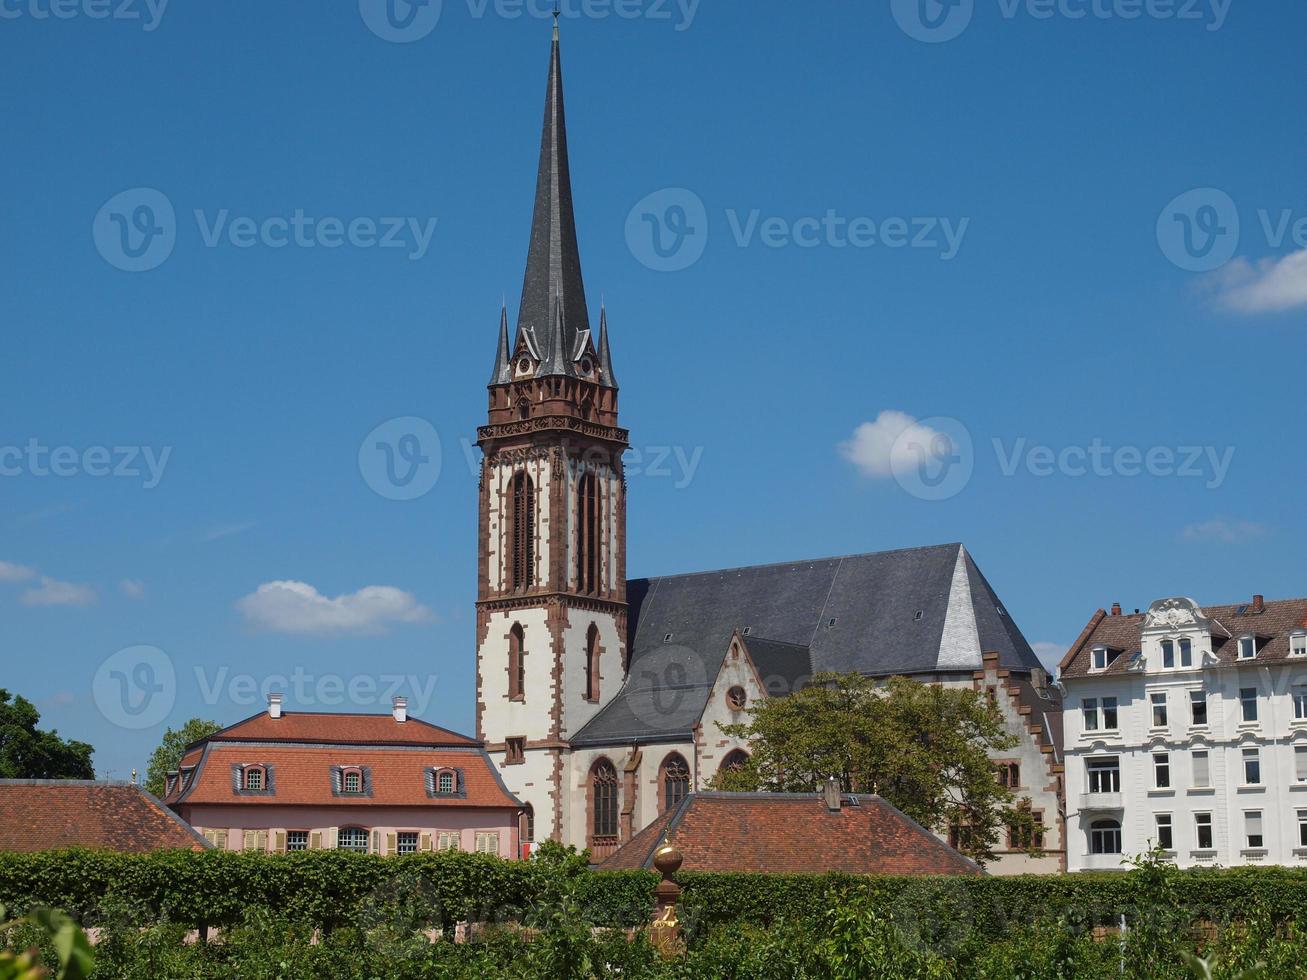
<box><xmin>838</xmin><ymin>410</ymin><xmax>950</xmax><ymax>478</ymax></box>
<box><xmin>1031</xmin><ymin>642</ymin><xmax>1067</xmax><ymax>675</ymax></box>
<box><xmin>236</xmin><ymin>580</ymin><xmax>435</xmax><ymax>635</ymax></box>
<box><xmin>199</xmin><ymin>521</ymin><xmax>256</xmax><ymax>543</ymax></box>
<box><xmin>1205</xmin><ymin>248</ymin><xmax>1307</xmax><ymax>313</ymax></box>
<box><xmin>120</xmin><ymin>579</ymin><xmax>146</xmax><ymax>600</ymax></box>
<box><xmin>0</xmin><ymin>561</ymin><xmax>37</xmax><ymax>583</ymax></box>
<box><xmin>1182</xmin><ymin>519</ymin><xmax>1268</xmax><ymax>543</ymax></box>
<box><xmin>21</xmin><ymin>577</ymin><xmax>98</xmax><ymax>607</ymax></box>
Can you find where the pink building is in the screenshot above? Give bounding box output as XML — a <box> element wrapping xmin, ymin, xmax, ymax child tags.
<box><xmin>164</xmin><ymin>696</ymin><xmax>524</xmax><ymax>858</ymax></box>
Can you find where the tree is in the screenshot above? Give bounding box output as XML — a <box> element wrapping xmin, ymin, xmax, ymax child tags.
<box><xmin>712</xmin><ymin>673</ymin><xmax>1031</xmax><ymax>863</ymax></box>
<box><xmin>144</xmin><ymin>718</ymin><xmax>221</xmax><ymax>797</ymax></box>
<box><xmin>0</xmin><ymin>690</ymin><xmax>94</xmax><ymax>780</ymax></box>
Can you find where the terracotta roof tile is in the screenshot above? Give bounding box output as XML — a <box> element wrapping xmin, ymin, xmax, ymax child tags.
<box><xmin>0</xmin><ymin>781</ymin><xmax>209</xmax><ymax>853</ymax></box>
<box><xmin>599</xmin><ymin>792</ymin><xmax>980</xmax><ymax>875</ymax></box>
<box><xmin>203</xmin><ymin>711</ymin><xmax>478</xmax><ymax>747</ymax></box>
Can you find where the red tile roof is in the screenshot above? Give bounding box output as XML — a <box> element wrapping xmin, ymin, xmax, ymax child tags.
<box><xmin>1062</xmin><ymin>598</ymin><xmax>1307</xmax><ymax>677</ymax></box>
<box><xmin>0</xmin><ymin>781</ymin><xmax>209</xmax><ymax>853</ymax></box>
<box><xmin>167</xmin><ymin>744</ymin><xmax>520</xmax><ymax>809</ymax></box>
<box><xmin>202</xmin><ymin>711</ymin><xmax>479</xmax><ymax>747</ymax></box>
<box><xmin>599</xmin><ymin>792</ymin><xmax>981</xmax><ymax>875</ymax></box>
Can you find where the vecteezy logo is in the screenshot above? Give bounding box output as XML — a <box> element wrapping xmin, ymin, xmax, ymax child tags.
<box><xmin>93</xmin><ymin>645</ymin><xmax>176</xmax><ymax>729</ymax></box>
<box><xmin>890</xmin><ymin>415</ymin><xmax>974</xmax><ymax>501</ymax></box>
<box><xmin>92</xmin><ymin>188</ymin><xmax>176</xmax><ymax>272</ymax></box>
<box><xmin>625</xmin><ymin>188</ymin><xmax>709</xmax><ymax>273</ymax></box>
<box><xmin>358</xmin><ymin>417</ymin><xmax>442</xmax><ymax>500</ymax></box>
<box><xmin>627</xmin><ymin>644</ymin><xmax>709</xmax><ymax>732</ymax></box>
<box><xmin>891</xmin><ymin>0</ymin><xmax>975</xmax><ymax>43</ymax></box>
<box><xmin>358</xmin><ymin>0</ymin><xmax>442</xmax><ymax>43</ymax></box>
<box><xmin>1156</xmin><ymin>188</ymin><xmax>1240</xmax><ymax>273</ymax></box>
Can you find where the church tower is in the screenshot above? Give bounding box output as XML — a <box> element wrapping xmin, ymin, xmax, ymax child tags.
<box><xmin>475</xmin><ymin>22</ymin><xmax>628</xmax><ymax>845</ymax></box>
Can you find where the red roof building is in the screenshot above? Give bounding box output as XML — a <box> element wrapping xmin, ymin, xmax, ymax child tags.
<box><xmin>599</xmin><ymin>790</ymin><xmax>982</xmax><ymax>875</ymax></box>
<box><xmin>0</xmin><ymin>781</ymin><xmax>209</xmax><ymax>853</ymax></box>
<box><xmin>163</xmin><ymin>696</ymin><xmax>524</xmax><ymax>858</ymax></box>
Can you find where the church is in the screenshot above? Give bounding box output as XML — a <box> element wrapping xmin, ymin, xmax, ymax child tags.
<box><xmin>475</xmin><ymin>25</ymin><xmax>1065</xmax><ymax>874</ymax></box>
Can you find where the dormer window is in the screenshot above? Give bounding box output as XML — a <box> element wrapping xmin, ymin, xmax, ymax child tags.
<box><xmin>1292</xmin><ymin>632</ymin><xmax>1307</xmax><ymax>658</ymax></box>
<box><xmin>438</xmin><ymin>770</ymin><xmax>455</xmax><ymax>794</ymax></box>
<box><xmin>1091</xmin><ymin>646</ymin><xmax>1110</xmax><ymax>672</ymax></box>
<box><xmin>426</xmin><ymin>767</ymin><xmax>464</xmax><ymax>798</ymax></box>
<box><xmin>343</xmin><ymin>771</ymin><xmax>362</xmax><ymax>794</ymax></box>
<box><xmin>333</xmin><ymin>766</ymin><xmax>368</xmax><ymax>797</ymax></box>
<box><xmin>1238</xmin><ymin>636</ymin><xmax>1256</xmax><ymax>660</ymax></box>
<box><xmin>244</xmin><ymin>766</ymin><xmax>265</xmax><ymax>791</ymax></box>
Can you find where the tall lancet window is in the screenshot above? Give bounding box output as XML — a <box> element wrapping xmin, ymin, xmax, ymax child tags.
<box><xmin>508</xmin><ymin>623</ymin><xmax>526</xmax><ymax>701</ymax></box>
<box><xmin>511</xmin><ymin>471</ymin><xmax>535</xmax><ymax>591</ymax></box>
<box><xmin>585</xmin><ymin>623</ymin><xmax>601</xmax><ymax>702</ymax></box>
<box><xmin>575</xmin><ymin>471</ymin><xmax>602</xmax><ymax>594</ymax></box>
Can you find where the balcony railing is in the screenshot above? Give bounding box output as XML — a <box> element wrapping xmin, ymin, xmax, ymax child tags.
<box><xmin>1078</xmin><ymin>791</ymin><xmax>1123</xmax><ymax>811</ymax></box>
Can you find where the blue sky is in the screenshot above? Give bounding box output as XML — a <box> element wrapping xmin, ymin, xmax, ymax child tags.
<box><xmin>2</xmin><ymin>1</ymin><xmax>1304</xmax><ymax>779</ymax></box>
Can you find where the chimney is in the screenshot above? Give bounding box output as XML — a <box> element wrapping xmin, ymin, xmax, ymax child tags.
<box><xmin>392</xmin><ymin>696</ymin><xmax>408</xmax><ymax>724</ymax></box>
<box><xmin>267</xmin><ymin>693</ymin><xmax>283</xmax><ymax>719</ymax></box>
<box><xmin>822</xmin><ymin>776</ymin><xmax>841</xmax><ymax>812</ymax></box>
<box><xmin>1252</xmin><ymin>594</ymin><xmax>1265</xmax><ymax>614</ymax></box>
<box><xmin>1110</xmin><ymin>602</ymin><xmax>1122</xmax><ymax>617</ymax></box>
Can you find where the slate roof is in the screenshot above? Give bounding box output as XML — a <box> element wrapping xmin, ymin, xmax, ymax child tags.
<box><xmin>571</xmin><ymin>543</ymin><xmax>1040</xmax><ymax>746</ymax></box>
<box><xmin>0</xmin><ymin>781</ymin><xmax>209</xmax><ymax>853</ymax></box>
<box><xmin>598</xmin><ymin>792</ymin><xmax>981</xmax><ymax>875</ymax></box>
<box><xmin>741</xmin><ymin>636</ymin><xmax>814</xmax><ymax>697</ymax></box>
<box><xmin>1061</xmin><ymin>597</ymin><xmax>1307</xmax><ymax>678</ymax></box>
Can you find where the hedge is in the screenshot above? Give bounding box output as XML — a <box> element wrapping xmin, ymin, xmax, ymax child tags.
<box><xmin>3</xmin><ymin>850</ymin><xmax>1307</xmax><ymax>940</ymax></box>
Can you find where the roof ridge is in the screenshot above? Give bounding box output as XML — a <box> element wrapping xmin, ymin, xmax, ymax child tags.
<box><xmin>628</xmin><ymin>542</ymin><xmax>964</xmax><ymax>585</ymax></box>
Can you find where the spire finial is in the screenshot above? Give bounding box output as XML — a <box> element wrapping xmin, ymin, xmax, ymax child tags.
<box><xmin>553</xmin><ymin>6</ymin><xmax>560</xmax><ymax>40</ymax></box>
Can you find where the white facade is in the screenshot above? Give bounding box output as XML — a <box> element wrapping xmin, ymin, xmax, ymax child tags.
<box><xmin>1063</xmin><ymin>597</ymin><xmax>1307</xmax><ymax>872</ymax></box>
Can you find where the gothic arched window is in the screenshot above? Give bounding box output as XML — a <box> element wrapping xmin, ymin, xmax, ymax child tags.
<box><xmin>511</xmin><ymin>470</ymin><xmax>535</xmax><ymax>591</ymax></box>
<box><xmin>508</xmin><ymin>623</ymin><xmax>526</xmax><ymax>700</ymax></box>
<box><xmin>660</xmin><ymin>753</ymin><xmax>690</xmax><ymax>813</ymax></box>
<box><xmin>585</xmin><ymin>624</ymin><xmax>601</xmax><ymax>702</ymax></box>
<box><xmin>719</xmin><ymin>750</ymin><xmax>749</xmax><ymax>777</ymax></box>
<box><xmin>575</xmin><ymin>471</ymin><xmax>601</xmax><ymax>595</ymax></box>
<box><xmin>590</xmin><ymin>759</ymin><xmax>618</xmax><ymax>842</ymax></box>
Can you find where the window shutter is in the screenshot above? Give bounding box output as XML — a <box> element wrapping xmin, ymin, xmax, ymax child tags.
<box><xmin>371</xmin><ymin>830</ymin><xmax>380</xmax><ymax>855</ymax></box>
<box><xmin>216</xmin><ymin>830</ymin><xmax>228</xmax><ymax>850</ymax></box>
<box><xmin>257</xmin><ymin>831</ymin><xmax>268</xmax><ymax>852</ymax></box>
<box><xmin>329</xmin><ymin>827</ymin><xmax>339</xmax><ymax>850</ymax></box>
<box><xmin>419</xmin><ymin>832</ymin><xmax>433</xmax><ymax>852</ymax></box>
<box><xmin>425</xmin><ymin>768</ymin><xmax>436</xmax><ymax>797</ymax></box>
<box><xmin>273</xmin><ymin>831</ymin><xmax>287</xmax><ymax>853</ymax></box>
<box><xmin>386</xmin><ymin>833</ymin><xmax>397</xmax><ymax>856</ymax></box>
<box><xmin>1296</xmin><ymin>747</ymin><xmax>1307</xmax><ymax>782</ymax></box>
<box><xmin>232</xmin><ymin>766</ymin><xmax>243</xmax><ymax>794</ymax></box>
<box><xmin>309</xmin><ymin>831</ymin><xmax>323</xmax><ymax>850</ymax></box>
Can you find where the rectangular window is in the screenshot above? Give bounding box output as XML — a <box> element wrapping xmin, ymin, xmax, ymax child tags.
<box><xmin>1239</xmin><ymin>636</ymin><xmax>1256</xmax><ymax>660</ymax></box>
<box><xmin>1179</xmin><ymin>638</ymin><xmax>1193</xmax><ymax>667</ymax></box>
<box><xmin>244</xmin><ymin>768</ymin><xmax>263</xmax><ymax>791</ymax></box>
<box><xmin>1296</xmin><ymin>746</ymin><xmax>1307</xmax><ymax>783</ymax></box>
<box><xmin>397</xmin><ymin>832</ymin><xmax>419</xmax><ymax>855</ymax></box>
<box><xmin>1156</xmin><ymin>813</ymin><xmax>1173</xmax><ymax>851</ymax></box>
<box><xmin>1243</xmin><ymin>747</ymin><xmax>1261</xmax><ymax>785</ymax></box>
<box><xmin>1190</xmin><ymin>690</ymin><xmax>1208</xmax><ymax>727</ymax></box>
<box><xmin>1292</xmin><ymin>634</ymin><xmax>1307</xmax><ymax>658</ymax></box>
<box><xmin>1151</xmin><ymin>692</ymin><xmax>1168</xmax><ymax>728</ymax></box>
<box><xmin>1195</xmin><ymin>813</ymin><xmax>1214</xmax><ymax>850</ymax></box>
<box><xmin>1161</xmin><ymin>640</ymin><xmax>1175</xmax><ymax>669</ymax></box>
<box><xmin>505</xmin><ymin>738</ymin><xmax>525</xmax><ymax>765</ymax></box>
<box><xmin>474</xmin><ymin>832</ymin><xmax>500</xmax><ymax>855</ymax></box>
<box><xmin>1245</xmin><ymin>811</ymin><xmax>1264</xmax><ymax>849</ymax></box>
<box><xmin>1102</xmin><ymin>697</ymin><xmax>1119</xmax><ymax>730</ymax></box>
<box><xmin>1153</xmin><ymin>752</ymin><xmax>1171</xmax><ymax>789</ymax></box>
<box><xmin>1294</xmin><ymin>687</ymin><xmax>1307</xmax><ymax>721</ymax></box>
<box><xmin>1087</xmin><ymin>756</ymin><xmax>1121</xmax><ymax>794</ymax></box>
<box><xmin>1092</xmin><ymin>647</ymin><xmax>1109</xmax><ymax>671</ymax></box>
<box><xmin>1241</xmin><ymin>688</ymin><xmax>1259</xmax><ymax>723</ymax></box>
<box><xmin>286</xmin><ymin>831</ymin><xmax>309</xmax><ymax>852</ymax></box>
<box><xmin>437</xmin><ymin>831</ymin><xmax>460</xmax><ymax>852</ymax></box>
<box><xmin>1299</xmin><ymin>810</ymin><xmax>1307</xmax><ymax>848</ymax></box>
<box><xmin>994</xmin><ymin>762</ymin><xmax>1020</xmax><ymax>789</ymax></box>
<box><xmin>1082</xmin><ymin>699</ymin><xmax>1099</xmax><ymax>732</ymax></box>
<box><xmin>1193</xmin><ymin>750</ymin><xmax>1211</xmax><ymax>788</ymax></box>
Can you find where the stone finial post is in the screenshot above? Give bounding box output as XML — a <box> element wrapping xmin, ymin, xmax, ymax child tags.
<box><xmin>650</xmin><ymin>843</ymin><xmax>684</xmax><ymax>956</ymax></box>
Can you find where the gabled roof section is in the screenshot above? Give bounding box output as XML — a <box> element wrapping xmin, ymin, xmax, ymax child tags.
<box><xmin>572</xmin><ymin>543</ymin><xmax>1041</xmax><ymax>746</ymax></box>
<box><xmin>740</xmin><ymin>635</ymin><xmax>813</xmax><ymax>696</ymax></box>
<box><xmin>515</xmin><ymin>23</ymin><xmax>591</xmax><ymax>382</ymax></box>
<box><xmin>0</xmin><ymin>781</ymin><xmax>209</xmax><ymax>853</ymax></box>
<box><xmin>598</xmin><ymin>792</ymin><xmax>981</xmax><ymax>875</ymax></box>
<box><xmin>198</xmin><ymin>711</ymin><xmax>480</xmax><ymax>748</ymax></box>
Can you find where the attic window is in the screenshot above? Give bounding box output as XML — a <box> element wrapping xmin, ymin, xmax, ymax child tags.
<box><xmin>243</xmin><ymin>766</ymin><xmax>265</xmax><ymax>791</ymax></box>
<box><xmin>914</xmin><ymin>610</ymin><xmax>924</xmax><ymax>622</ymax></box>
<box><xmin>1292</xmin><ymin>632</ymin><xmax>1307</xmax><ymax>657</ymax></box>
<box><xmin>663</xmin><ymin>633</ymin><xmax>674</xmax><ymax>643</ymax></box>
<box><xmin>1091</xmin><ymin>646</ymin><xmax>1110</xmax><ymax>672</ymax></box>
<box><xmin>742</xmin><ymin>626</ymin><xmax>752</xmax><ymax>636</ymax></box>
<box><xmin>996</xmin><ymin>606</ymin><xmax>1007</xmax><ymax>618</ymax></box>
<box><xmin>828</xmin><ymin>618</ymin><xmax>837</xmax><ymax>629</ymax></box>
<box><xmin>1238</xmin><ymin>636</ymin><xmax>1256</xmax><ymax>660</ymax></box>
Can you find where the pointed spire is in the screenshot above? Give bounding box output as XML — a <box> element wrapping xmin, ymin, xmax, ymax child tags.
<box><xmin>489</xmin><ymin>303</ymin><xmax>512</xmax><ymax>385</ymax></box>
<box><xmin>597</xmin><ymin>303</ymin><xmax>617</xmax><ymax>389</ymax></box>
<box><xmin>515</xmin><ymin>18</ymin><xmax>590</xmax><ymax>380</ymax></box>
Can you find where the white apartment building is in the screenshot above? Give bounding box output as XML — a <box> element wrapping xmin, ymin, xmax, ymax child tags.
<box><xmin>1060</xmin><ymin>595</ymin><xmax>1307</xmax><ymax>872</ymax></box>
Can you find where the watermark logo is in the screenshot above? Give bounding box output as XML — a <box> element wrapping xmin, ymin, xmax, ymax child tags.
<box><xmin>1156</xmin><ymin>187</ymin><xmax>1240</xmax><ymax>273</ymax></box>
<box><xmin>92</xmin><ymin>188</ymin><xmax>176</xmax><ymax>273</ymax></box>
<box><xmin>359</xmin><ymin>0</ymin><xmax>443</xmax><ymax>42</ymax></box>
<box><xmin>93</xmin><ymin>645</ymin><xmax>176</xmax><ymax>729</ymax></box>
<box><xmin>625</xmin><ymin>187</ymin><xmax>709</xmax><ymax>273</ymax></box>
<box><xmin>892</xmin><ymin>0</ymin><xmax>975</xmax><ymax>43</ymax></box>
<box><xmin>0</xmin><ymin>0</ymin><xmax>169</xmax><ymax>31</ymax></box>
<box><xmin>360</xmin><ymin>417</ymin><xmax>443</xmax><ymax>500</ymax></box>
<box><xmin>0</xmin><ymin>440</ymin><xmax>172</xmax><ymax>489</ymax></box>
<box><xmin>891</xmin><ymin>415</ymin><xmax>975</xmax><ymax>501</ymax></box>
<box><xmin>627</xmin><ymin>644</ymin><xmax>709</xmax><ymax>732</ymax></box>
